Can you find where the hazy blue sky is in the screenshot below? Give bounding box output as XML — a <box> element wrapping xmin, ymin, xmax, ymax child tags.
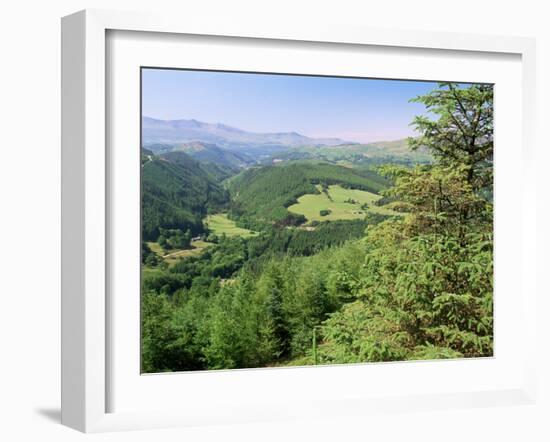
<box><xmin>141</xmin><ymin>68</ymin><xmax>441</xmax><ymax>143</ymax></box>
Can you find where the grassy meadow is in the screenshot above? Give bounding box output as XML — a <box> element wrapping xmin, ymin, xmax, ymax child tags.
<box><xmin>205</xmin><ymin>213</ymin><xmax>258</xmax><ymax>237</ymax></box>
<box><xmin>288</xmin><ymin>184</ymin><xmax>397</xmax><ymax>222</ymax></box>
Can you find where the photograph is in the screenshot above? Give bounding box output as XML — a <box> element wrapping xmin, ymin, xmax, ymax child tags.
<box><xmin>140</xmin><ymin>68</ymin><xmax>494</xmax><ymax>373</ymax></box>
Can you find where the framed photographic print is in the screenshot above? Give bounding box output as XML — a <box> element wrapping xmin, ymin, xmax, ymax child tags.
<box><xmin>61</xmin><ymin>9</ymin><xmax>537</xmax><ymax>432</ymax></box>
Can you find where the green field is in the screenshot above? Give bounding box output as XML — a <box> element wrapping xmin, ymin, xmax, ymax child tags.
<box><xmin>146</xmin><ymin>241</ymin><xmax>164</xmax><ymax>256</ymax></box>
<box><xmin>205</xmin><ymin>213</ymin><xmax>258</xmax><ymax>237</ymax></box>
<box><xmin>146</xmin><ymin>239</ymin><xmax>214</xmax><ymax>266</ymax></box>
<box><xmin>288</xmin><ymin>185</ymin><xmax>396</xmax><ymax>222</ymax></box>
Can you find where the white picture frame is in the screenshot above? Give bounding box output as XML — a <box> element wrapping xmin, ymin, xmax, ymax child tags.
<box><xmin>61</xmin><ymin>9</ymin><xmax>537</xmax><ymax>433</ymax></box>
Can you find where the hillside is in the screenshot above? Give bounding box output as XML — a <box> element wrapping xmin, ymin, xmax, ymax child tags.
<box><xmin>227</xmin><ymin>162</ymin><xmax>390</xmax><ymax>226</ymax></box>
<box><xmin>160</xmin><ymin>150</ymin><xmax>238</xmax><ymax>181</ymax></box>
<box><xmin>171</xmin><ymin>141</ymin><xmax>252</xmax><ymax>169</ymax></box>
<box><xmin>270</xmin><ymin>139</ymin><xmax>432</xmax><ymax>165</ymax></box>
<box><xmin>142</xmin><ymin>152</ymin><xmax>229</xmax><ymax>240</ymax></box>
<box><xmin>288</xmin><ymin>184</ymin><xmax>397</xmax><ymax>223</ymax></box>
<box><xmin>142</xmin><ymin>116</ymin><xmax>347</xmax><ymax>150</ymax></box>
<box><xmin>366</xmin><ymin>138</ymin><xmax>432</xmax><ymax>161</ymax></box>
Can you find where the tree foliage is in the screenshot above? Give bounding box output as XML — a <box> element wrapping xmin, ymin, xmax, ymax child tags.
<box><xmin>319</xmin><ymin>83</ymin><xmax>494</xmax><ymax>362</ymax></box>
<box><xmin>408</xmin><ymin>83</ymin><xmax>493</xmax><ymax>192</ymax></box>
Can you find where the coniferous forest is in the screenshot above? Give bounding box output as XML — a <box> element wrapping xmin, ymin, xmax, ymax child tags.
<box><xmin>141</xmin><ymin>77</ymin><xmax>493</xmax><ymax>373</ymax></box>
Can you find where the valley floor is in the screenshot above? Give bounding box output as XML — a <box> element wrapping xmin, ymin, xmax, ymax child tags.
<box><xmin>205</xmin><ymin>213</ymin><xmax>258</xmax><ymax>238</ymax></box>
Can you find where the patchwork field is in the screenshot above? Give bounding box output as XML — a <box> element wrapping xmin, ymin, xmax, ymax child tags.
<box><xmin>288</xmin><ymin>184</ymin><xmax>396</xmax><ymax>222</ymax></box>
<box><xmin>205</xmin><ymin>213</ymin><xmax>258</xmax><ymax>237</ymax></box>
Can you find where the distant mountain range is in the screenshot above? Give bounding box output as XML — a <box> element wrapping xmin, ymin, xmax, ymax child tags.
<box><xmin>142</xmin><ymin>117</ymin><xmax>431</xmax><ymax>166</ymax></box>
<box><xmin>142</xmin><ymin>117</ymin><xmax>348</xmax><ymax>150</ymax></box>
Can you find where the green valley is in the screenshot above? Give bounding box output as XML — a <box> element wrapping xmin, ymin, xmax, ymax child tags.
<box><xmin>140</xmin><ymin>81</ymin><xmax>494</xmax><ymax>374</ymax></box>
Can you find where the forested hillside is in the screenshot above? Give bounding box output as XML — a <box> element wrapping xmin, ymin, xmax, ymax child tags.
<box><xmin>227</xmin><ymin>162</ymin><xmax>389</xmax><ymax>228</ymax></box>
<box><xmin>141</xmin><ymin>151</ymin><xmax>229</xmax><ymax>240</ymax></box>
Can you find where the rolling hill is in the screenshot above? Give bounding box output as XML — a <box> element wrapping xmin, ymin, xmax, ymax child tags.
<box><xmin>160</xmin><ymin>150</ymin><xmax>240</xmax><ymax>181</ymax></box>
<box><xmin>287</xmin><ymin>184</ymin><xmax>397</xmax><ymax>223</ymax></box>
<box><xmin>269</xmin><ymin>140</ymin><xmax>432</xmax><ymax>165</ymax></box>
<box><xmin>227</xmin><ymin>162</ymin><xmax>390</xmax><ymax>227</ymax></box>
<box><xmin>170</xmin><ymin>141</ymin><xmax>252</xmax><ymax>169</ymax></box>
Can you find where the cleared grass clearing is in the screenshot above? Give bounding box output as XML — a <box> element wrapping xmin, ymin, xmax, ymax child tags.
<box><xmin>288</xmin><ymin>184</ymin><xmax>396</xmax><ymax>222</ymax></box>
<box><xmin>162</xmin><ymin>240</ymin><xmax>213</xmax><ymax>264</ymax></box>
<box><xmin>146</xmin><ymin>239</ymin><xmax>214</xmax><ymax>266</ymax></box>
<box><xmin>146</xmin><ymin>241</ymin><xmax>164</xmax><ymax>256</ymax></box>
<box><xmin>205</xmin><ymin>213</ymin><xmax>258</xmax><ymax>238</ymax></box>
